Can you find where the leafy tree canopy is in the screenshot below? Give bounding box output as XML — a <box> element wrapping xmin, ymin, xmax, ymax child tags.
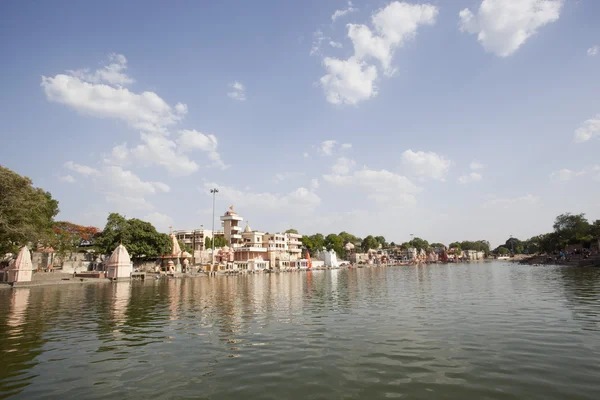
<box><xmin>338</xmin><ymin>231</ymin><xmax>360</xmax><ymax>245</ymax></box>
<box><xmin>374</xmin><ymin>236</ymin><xmax>387</xmax><ymax>248</ymax></box>
<box><xmin>361</xmin><ymin>235</ymin><xmax>378</xmax><ymax>252</ymax></box>
<box><xmin>52</xmin><ymin>221</ymin><xmax>100</xmax><ymax>256</ymax></box>
<box><xmin>285</xmin><ymin>228</ymin><xmax>299</xmax><ymax>234</ymax></box>
<box><xmin>95</xmin><ymin>213</ymin><xmax>171</xmax><ymax>259</ymax></box>
<box><xmin>0</xmin><ymin>165</ymin><xmax>59</xmax><ymax>254</ymax></box>
<box><xmin>409</xmin><ymin>237</ymin><xmax>429</xmax><ymax>251</ymax></box>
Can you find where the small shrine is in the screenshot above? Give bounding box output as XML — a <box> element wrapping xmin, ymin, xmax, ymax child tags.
<box><xmin>8</xmin><ymin>246</ymin><xmax>33</xmax><ymax>283</ymax></box>
<box><xmin>106</xmin><ymin>244</ymin><xmax>132</xmax><ymax>279</ymax></box>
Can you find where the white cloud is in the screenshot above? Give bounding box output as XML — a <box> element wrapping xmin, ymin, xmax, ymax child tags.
<box><xmin>203</xmin><ymin>183</ymin><xmax>321</xmax><ymax>213</ymax></box>
<box><xmin>272</xmin><ymin>172</ymin><xmax>305</xmax><ymax>184</ymax></box>
<box><xmin>332</xmin><ymin>157</ymin><xmax>356</xmax><ymax>175</ymax></box>
<box><xmin>129</xmin><ymin>133</ymin><xmax>199</xmax><ymax>175</ymax></box>
<box><xmin>341</xmin><ymin>143</ymin><xmax>352</xmax><ymax>149</ymax></box>
<box><xmin>105</xmin><ymin>192</ymin><xmax>154</xmax><ymax>211</ymax></box>
<box><xmin>176</xmin><ymin>129</ymin><xmax>226</xmax><ymax>169</ymax></box>
<box><xmin>227</xmin><ymin>81</ymin><xmax>246</xmax><ymax>101</ymax></box>
<box><xmin>574</xmin><ymin>115</ymin><xmax>600</xmax><ymax>143</ymax></box>
<box><xmin>64</xmin><ymin>161</ymin><xmax>100</xmax><ymax>177</ymax></box>
<box><xmin>310</xmin><ymin>178</ymin><xmax>320</xmax><ymax>190</ymax></box>
<box><xmin>550</xmin><ymin>168</ymin><xmax>575</xmax><ymax>181</ymax></box>
<box><xmin>458</xmin><ymin>172</ymin><xmax>483</xmax><ymax>184</ymax></box>
<box><xmin>459</xmin><ymin>0</ymin><xmax>563</xmax><ymax>57</ymax></box>
<box><xmin>60</xmin><ymin>175</ymin><xmax>76</xmax><ymax>183</ymax></box>
<box><xmin>400</xmin><ymin>150</ymin><xmax>451</xmax><ymax>181</ymax></box>
<box><xmin>332</xmin><ymin>1</ymin><xmax>357</xmax><ymax>22</ymax></box>
<box><xmin>102</xmin><ymin>165</ymin><xmax>170</xmax><ymax>196</ymax></box>
<box><xmin>310</xmin><ymin>30</ymin><xmax>326</xmax><ymax>56</ymax></box>
<box><xmin>319</xmin><ymin>140</ymin><xmax>337</xmax><ymax>156</ymax></box>
<box><xmin>470</xmin><ymin>161</ymin><xmax>484</xmax><ymax>170</ymax></box>
<box><xmin>550</xmin><ymin>166</ymin><xmax>600</xmax><ymax>182</ymax></box>
<box><xmin>67</xmin><ymin>53</ymin><xmax>134</xmax><ymax>86</ymax></box>
<box><xmin>348</xmin><ymin>2</ymin><xmax>438</xmax><ymax>74</ymax></box>
<box><xmin>324</xmin><ymin>168</ymin><xmax>421</xmax><ymax>204</ymax></box>
<box><xmin>103</xmin><ymin>142</ymin><xmax>130</xmax><ymax>166</ymax></box>
<box><xmin>43</xmin><ymin>54</ymin><xmax>225</xmax><ymax>176</ymax></box>
<box><xmin>320</xmin><ymin>2</ymin><xmax>438</xmax><ymax>104</ymax></box>
<box><xmin>41</xmin><ymin>74</ymin><xmax>183</xmax><ymax>134</ymax></box>
<box><xmin>330</xmin><ymin>41</ymin><xmax>343</xmax><ymax>48</ymax></box>
<box><xmin>144</xmin><ymin>212</ymin><xmax>174</xmax><ymax>232</ymax></box>
<box><xmin>303</xmin><ymin>152</ymin><xmax>310</xmax><ymax>158</ymax></box>
<box><xmin>587</xmin><ymin>45</ymin><xmax>598</xmax><ymax>56</ymax></box>
<box><xmin>482</xmin><ymin>194</ymin><xmax>540</xmax><ymax>208</ymax></box>
<box><xmin>320</xmin><ymin>57</ymin><xmax>378</xmax><ymax>105</ymax></box>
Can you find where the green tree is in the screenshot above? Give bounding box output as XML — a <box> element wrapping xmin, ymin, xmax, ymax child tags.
<box><xmin>311</xmin><ymin>233</ymin><xmax>325</xmax><ymax>251</ymax></box>
<box><xmin>325</xmin><ymin>233</ymin><xmax>344</xmax><ymax>257</ymax></box>
<box><xmin>553</xmin><ymin>213</ymin><xmax>591</xmax><ymax>244</ymax></box>
<box><xmin>448</xmin><ymin>242</ymin><xmax>461</xmax><ymax>250</ymax></box>
<box><xmin>409</xmin><ymin>237</ymin><xmax>429</xmax><ymax>251</ymax></box>
<box><xmin>338</xmin><ymin>231</ymin><xmax>360</xmax><ymax>245</ymax></box>
<box><xmin>374</xmin><ymin>236</ymin><xmax>387</xmax><ymax>248</ymax></box>
<box><xmin>301</xmin><ymin>235</ymin><xmax>313</xmax><ymax>254</ymax></box>
<box><xmin>0</xmin><ymin>165</ymin><xmax>60</xmax><ymax>254</ymax></box>
<box><xmin>95</xmin><ymin>213</ymin><xmax>171</xmax><ymax>259</ymax></box>
<box><xmin>361</xmin><ymin>235</ymin><xmax>378</xmax><ymax>252</ymax></box>
<box><xmin>430</xmin><ymin>242</ymin><xmax>445</xmax><ymax>248</ymax></box>
<box><xmin>178</xmin><ymin>240</ymin><xmax>192</xmax><ymax>254</ymax></box>
<box><xmin>505</xmin><ymin>237</ymin><xmax>523</xmax><ymax>254</ymax></box>
<box><xmin>213</xmin><ymin>235</ymin><xmax>228</xmax><ymax>248</ymax></box>
<box><xmin>285</xmin><ymin>228</ymin><xmax>299</xmax><ymax>234</ymax></box>
<box><xmin>205</xmin><ymin>236</ymin><xmax>212</xmax><ymax>249</ymax></box>
<box><xmin>495</xmin><ymin>246</ymin><xmax>510</xmax><ymax>255</ymax></box>
<box><xmin>389</xmin><ymin>241</ymin><xmax>396</xmax><ymax>248</ymax></box>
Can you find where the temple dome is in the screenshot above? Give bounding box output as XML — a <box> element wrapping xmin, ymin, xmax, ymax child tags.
<box><xmin>244</xmin><ymin>223</ymin><xmax>252</xmax><ymax>233</ymax></box>
<box><xmin>107</xmin><ymin>244</ymin><xmax>131</xmax><ymax>266</ymax></box>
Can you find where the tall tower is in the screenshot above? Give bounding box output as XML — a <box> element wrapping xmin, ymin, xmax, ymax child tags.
<box><xmin>220</xmin><ymin>207</ymin><xmax>243</xmax><ymax>248</ymax></box>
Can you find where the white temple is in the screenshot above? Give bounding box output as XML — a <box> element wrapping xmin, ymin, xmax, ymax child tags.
<box><xmin>169</xmin><ymin>233</ymin><xmax>182</xmax><ymax>272</ymax></box>
<box><xmin>106</xmin><ymin>244</ymin><xmax>132</xmax><ymax>279</ymax></box>
<box><xmin>8</xmin><ymin>246</ymin><xmax>33</xmax><ymax>283</ymax></box>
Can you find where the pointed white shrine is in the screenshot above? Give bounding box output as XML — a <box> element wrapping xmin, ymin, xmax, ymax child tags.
<box><xmin>106</xmin><ymin>244</ymin><xmax>132</xmax><ymax>279</ymax></box>
<box><xmin>8</xmin><ymin>246</ymin><xmax>33</xmax><ymax>283</ymax></box>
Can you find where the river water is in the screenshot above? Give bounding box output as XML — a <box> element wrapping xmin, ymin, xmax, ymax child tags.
<box><xmin>1</xmin><ymin>262</ymin><xmax>599</xmax><ymax>399</ymax></box>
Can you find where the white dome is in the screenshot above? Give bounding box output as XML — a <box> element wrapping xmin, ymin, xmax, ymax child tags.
<box><xmin>107</xmin><ymin>244</ymin><xmax>131</xmax><ymax>266</ymax></box>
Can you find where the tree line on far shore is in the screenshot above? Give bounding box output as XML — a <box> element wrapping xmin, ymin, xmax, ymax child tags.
<box><xmin>2</xmin><ymin>165</ymin><xmax>598</xmax><ymax>261</ymax></box>
<box><xmin>493</xmin><ymin>213</ymin><xmax>600</xmax><ymax>256</ymax></box>
<box><xmin>297</xmin><ymin>229</ymin><xmax>491</xmax><ymax>259</ymax></box>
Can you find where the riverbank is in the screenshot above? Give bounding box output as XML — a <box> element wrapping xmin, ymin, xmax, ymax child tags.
<box><xmin>516</xmin><ymin>252</ymin><xmax>600</xmax><ymax>267</ymax></box>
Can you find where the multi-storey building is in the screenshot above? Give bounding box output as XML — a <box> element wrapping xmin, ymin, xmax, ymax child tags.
<box><xmin>173</xmin><ymin>229</ymin><xmax>225</xmax><ymax>252</ymax></box>
<box><xmin>220</xmin><ymin>208</ymin><xmax>243</xmax><ymax>248</ymax></box>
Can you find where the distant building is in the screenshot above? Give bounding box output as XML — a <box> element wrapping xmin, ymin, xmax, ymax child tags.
<box><xmin>173</xmin><ymin>229</ymin><xmax>224</xmax><ymax>252</ymax></box>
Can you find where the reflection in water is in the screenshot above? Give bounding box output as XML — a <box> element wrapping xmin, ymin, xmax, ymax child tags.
<box><xmin>0</xmin><ymin>263</ymin><xmax>599</xmax><ymax>400</ymax></box>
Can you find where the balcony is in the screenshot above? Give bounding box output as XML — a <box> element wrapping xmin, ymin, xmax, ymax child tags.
<box><xmin>231</xmin><ymin>234</ymin><xmax>242</xmax><ymax>239</ymax></box>
<box><xmin>231</xmin><ymin>226</ymin><xmax>242</xmax><ymax>231</ymax></box>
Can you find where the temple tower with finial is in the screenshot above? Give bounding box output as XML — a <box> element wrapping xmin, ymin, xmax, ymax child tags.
<box><xmin>220</xmin><ymin>206</ymin><xmax>243</xmax><ymax>248</ymax></box>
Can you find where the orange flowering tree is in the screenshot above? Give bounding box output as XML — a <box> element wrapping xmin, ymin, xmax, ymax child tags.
<box><xmin>52</xmin><ymin>221</ymin><xmax>100</xmax><ymax>255</ymax></box>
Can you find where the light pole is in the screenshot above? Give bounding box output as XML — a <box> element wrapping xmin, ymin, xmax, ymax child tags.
<box><xmin>510</xmin><ymin>234</ymin><xmax>514</xmax><ymax>254</ymax></box>
<box><xmin>210</xmin><ymin>188</ymin><xmax>219</xmax><ymax>271</ymax></box>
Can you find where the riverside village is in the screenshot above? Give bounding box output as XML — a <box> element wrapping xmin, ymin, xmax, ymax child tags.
<box><xmin>3</xmin><ymin>202</ymin><xmax>600</xmax><ymax>287</ymax></box>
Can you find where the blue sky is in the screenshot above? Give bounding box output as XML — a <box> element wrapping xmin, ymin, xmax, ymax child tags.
<box><xmin>1</xmin><ymin>0</ymin><xmax>599</xmax><ymax>247</ymax></box>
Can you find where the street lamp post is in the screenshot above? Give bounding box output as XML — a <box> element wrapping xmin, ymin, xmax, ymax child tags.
<box><xmin>210</xmin><ymin>188</ymin><xmax>219</xmax><ymax>271</ymax></box>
